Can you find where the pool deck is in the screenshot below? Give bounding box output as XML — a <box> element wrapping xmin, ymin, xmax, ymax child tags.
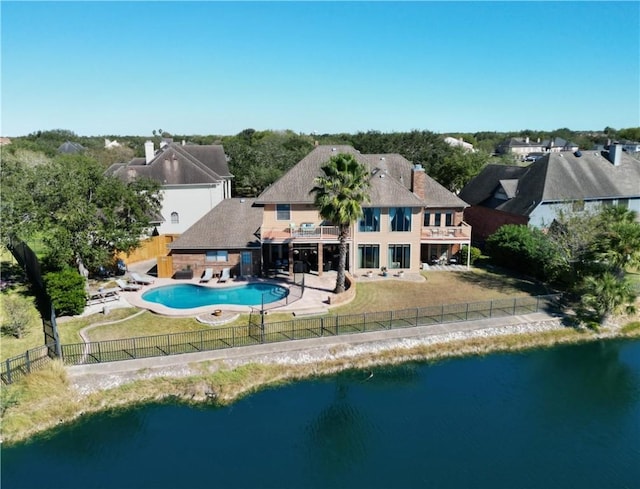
<box><xmin>80</xmin><ymin>260</ymin><xmax>427</xmax><ymax>319</ymax></box>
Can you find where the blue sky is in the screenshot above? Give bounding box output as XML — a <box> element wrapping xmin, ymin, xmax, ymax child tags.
<box><xmin>2</xmin><ymin>1</ymin><xmax>639</xmax><ymax>137</ymax></box>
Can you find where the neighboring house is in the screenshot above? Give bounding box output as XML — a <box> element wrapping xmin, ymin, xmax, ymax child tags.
<box><xmin>57</xmin><ymin>141</ymin><xmax>86</xmax><ymax>154</ymax></box>
<box><xmin>497</xmin><ymin>137</ymin><xmax>578</xmax><ymax>159</ymax></box>
<box><xmin>104</xmin><ymin>138</ymin><xmax>122</xmax><ymax>149</ymax></box>
<box><xmin>0</xmin><ymin>137</ymin><xmax>11</xmax><ymax>146</ymax></box>
<box><xmin>444</xmin><ymin>136</ymin><xmax>475</xmax><ymax>152</ymax></box>
<box><xmin>106</xmin><ymin>141</ymin><xmax>233</xmax><ymax>234</ymax></box>
<box><xmin>168</xmin><ymin>198</ymin><xmax>262</xmax><ymax>279</ymax></box>
<box><xmin>255</xmin><ymin>145</ymin><xmax>471</xmax><ymax>276</ymax></box>
<box><xmin>459</xmin><ymin>145</ymin><xmax>640</xmax><ymax>245</ymax></box>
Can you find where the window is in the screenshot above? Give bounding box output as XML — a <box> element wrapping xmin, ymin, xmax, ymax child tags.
<box><xmin>390</xmin><ymin>207</ymin><xmax>411</xmax><ymax>232</ymax></box>
<box><xmin>170</xmin><ymin>212</ymin><xmax>179</xmax><ymax>224</ymax></box>
<box><xmin>276</xmin><ymin>204</ymin><xmax>290</xmax><ymax>221</ymax></box>
<box><xmin>445</xmin><ymin>212</ymin><xmax>453</xmax><ymax>226</ymax></box>
<box><xmin>572</xmin><ymin>201</ymin><xmax>585</xmax><ymax>212</ymax></box>
<box><xmin>618</xmin><ymin>198</ymin><xmax>629</xmax><ymax>209</ymax></box>
<box><xmin>388</xmin><ymin>244</ymin><xmax>411</xmax><ymax>269</ymax></box>
<box><xmin>358</xmin><ymin>244</ymin><xmax>379</xmax><ymax>269</ymax></box>
<box><xmin>359</xmin><ymin>208</ymin><xmax>381</xmax><ymax>232</ymax></box>
<box><xmin>206</xmin><ymin>251</ymin><xmax>228</xmax><ymax>262</ymax></box>
<box><xmin>423</xmin><ymin>212</ymin><xmax>431</xmax><ymax>227</ymax></box>
<box><xmin>434</xmin><ymin>213</ymin><xmax>442</xmax><ymax>226</ymax></box>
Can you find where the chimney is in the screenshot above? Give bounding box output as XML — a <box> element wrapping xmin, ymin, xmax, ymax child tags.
<box><xmin>144</xmin><ymin>141</ymin><xmax>154</xmax><ymax>164</ymax></box>
<box><xmin>608</xmin><ymin>144</ymin><xmax>622</xmax><ymax>166</ymax></box>
<box><xmin>525</xmin><ymin>137</ymin><xmax>530</xmax><ymax>144</ymax></box>
<box><xmin>411</xmin><ymin>164</ymin><xmax>426</xmax><ymax>200</ymax></box>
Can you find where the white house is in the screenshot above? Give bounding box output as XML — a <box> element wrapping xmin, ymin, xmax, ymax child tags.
<box><xmin>106</xmin><ymin>141</ymin><xmax>233</xmax><ymax>234</ymax></box>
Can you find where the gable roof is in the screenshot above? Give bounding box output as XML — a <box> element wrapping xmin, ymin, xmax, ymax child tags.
<box><xmin>169</xmin><ymin>198</ymin><xmax>262</xmax><ymax>250</ymax></box>
<box><xmin>106</xmin><ymin>143</ymin><xmax>231</xmax><ymax>185</ymax></box>
<box><xmin>256</xmin><ymin>145</ymin><xmax>467</xmax><ymax>209</ymax></box>
<box><xmin>58</xmin><ymin>141</ymin><xmax>85</xmax><ymax>154</ymax></box>
<box><xmin>459</xmin><ymin>150</ymin><xmax>640</xmax><ymax>217</ymax></box>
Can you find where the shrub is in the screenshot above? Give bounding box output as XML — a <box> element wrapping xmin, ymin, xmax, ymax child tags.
<box><xmin>1</xmin><ymin>295</ymin><xmax>34</xmax><ymax>338</ymax></box>
<box><xmin>43</xmin><ymin>268</ymin><xmax>86</xmax><ymax>316</ymax></box>
<box><xmin>460</xmin><ymin>245</ymin><xmax>482</xmax><ymax>265</ymax></box>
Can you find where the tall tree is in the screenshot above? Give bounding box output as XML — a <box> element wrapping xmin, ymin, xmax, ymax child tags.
<box><xmin>311</xmin><ymin>154</ymin><xmax>370</xmax><ymax>293</ymax></box>
<box><xmin>3</xmin><ymin>153</ymin><xmax>162</xmax><ymax>273</ymax></box>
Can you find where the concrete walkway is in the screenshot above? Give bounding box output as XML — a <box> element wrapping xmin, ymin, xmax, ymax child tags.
<box><xmin>67</xmin><ymin>310</ymin><xmax>561</xmax><ymax>390</ymax></box>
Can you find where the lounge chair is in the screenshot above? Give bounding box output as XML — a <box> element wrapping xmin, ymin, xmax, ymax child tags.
<box><xmin>218</xmin><ymin>268</ymin><xmax>230</xmax><ymax>283</ymax></box>
<box><xmin>200</xmin><ymin>268</ymin><xmax>214</xmax><ymax>283</ymax></box>
<box><xmin>115</xmin><ymin>279</ymin><xmax>142</xmax><ymax>291</ymax></box>
<box><xmin>129</xmin><ymin>272</ymin><xmax>155</xmax><ymax>285</ymax></box>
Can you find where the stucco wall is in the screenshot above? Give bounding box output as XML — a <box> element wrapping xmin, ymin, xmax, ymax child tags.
<box><xmin>157</xmin><ymin>185</ymin><xmax>225</xmax><ymax>234</ymax></box>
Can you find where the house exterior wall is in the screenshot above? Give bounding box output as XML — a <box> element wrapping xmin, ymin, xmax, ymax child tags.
<box><xmin>170</xmin><ymin>249</ymin><xmax>261</xmax><ymax>278</ymax></box>
<box><xmin>530</xmin><ymin>198</ymin><xmax>640</xmax><ymax>228</ymax></box>
<box><xmin>158</xmin><ymin>185</ymin><xmax>225</xmax><ymax>234</ymax></box>
<box><xmin>261</xmin><ymin>203</ymin><xmax>320</xmax><ymax>231</ymax></box>
<box><xmin>463</xmin><ymin>206</ymin><xmax>528</xmax><ymax>247</ymax></box>
<box><xmin>353</xmin><ymin>207</ymin><xmax>423</xmax><ymax>272</ymax></box>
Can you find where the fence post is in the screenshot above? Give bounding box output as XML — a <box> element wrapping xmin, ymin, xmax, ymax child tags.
<box><xmin>489</xmin><ymin>300</ymin><xmax>493</xmax><ymax>318</ymax></box>
<box><xmin>320</xmin><ymin>317</ymin><xmax>324</xmax><ymax>336</ymax></box>
<box><xmin>513</xmin><ymin>298</ymin><xmax>517</xmax><ymax>316</ymax></box>
<box><xmin>232</xmin><ymin>326</ymin><xmax>235</xmax><ymax>347</ymax></box>
<box><xmin>166</xmin><ymin>334</ymin><xmax>171</xmax><ymax>355</ymax></box>
<box><xmin>6</xmin><ymin>358</ymin><xmax>12</xmax><ymax>384</ymax></box>
<box><xmin>466</xmin><ymin>303</ymin><xmax>469</xmax><ymax>321</ymax></box>
<box><xmin>200</xmin><ymin>330</ymin><xmax>204</xmax><ymax>351</ymax></box>
<box><xmin>132</xmin><ymin>338</ymin><xmax>137</xmax><ymax>358</ymax></box>
<box><xmin>97</xmin><ymin>341</ymin><xmax>102</xmax><ymax>363</ymax></box>
<box><xmin>25</xmin><ymin>349</ymin><xmax>31</xmax><ymax>374</ymax></box>
<box><xmin>335</xmin><ymin>315</ymin><xmax>339</xmax><ymax>335</ymax></box>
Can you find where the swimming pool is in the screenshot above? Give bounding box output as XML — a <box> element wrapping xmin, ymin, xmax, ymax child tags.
<box><xmin>142</xmin><ymin>283</ymin><xmax>289</xmax><ymax>309</ymax></box>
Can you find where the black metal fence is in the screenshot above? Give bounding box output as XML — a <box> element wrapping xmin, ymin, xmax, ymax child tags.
<box><xmin>1</xmin><ymin>294</ymin><xmax>560</xmax><ymax>382</ymax></box>
<box><xmin>1</xmin><ymin>344</ymin><xmax>54</xmax><ymax>384</ymax></box>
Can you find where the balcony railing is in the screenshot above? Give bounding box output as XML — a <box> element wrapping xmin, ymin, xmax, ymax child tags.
<box><xmin>421</xmin><ymin>223</ymin><xmax>471</xmax><ymax>241</ymax></box>
<box><xmin>261</xmin><ymin>225</ymin><xmax>345</xmax><ymax>242</ymax></box>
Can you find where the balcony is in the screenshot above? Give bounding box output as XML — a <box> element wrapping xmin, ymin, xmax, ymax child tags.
<box><xmin>421</xmin><ymin>223</ymin><xmax>471</xmax><ymax>242</ymax></box>
<box><xmin>260</xmin><ymin>224</ymin><xmax>346</xmax><ymax>243</ymax></box>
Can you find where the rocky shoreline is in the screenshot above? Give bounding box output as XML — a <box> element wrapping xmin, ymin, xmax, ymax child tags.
<box><xmin>69</xmin><ymin>318</ymin><xmax>567</xmax><ymax>396</ymax></box>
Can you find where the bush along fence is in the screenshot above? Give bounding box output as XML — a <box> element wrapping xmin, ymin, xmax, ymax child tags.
<box><xmin>2</xmin><ymin>294</ymin><xmax>560</xmax><ymax>384</ymax></box>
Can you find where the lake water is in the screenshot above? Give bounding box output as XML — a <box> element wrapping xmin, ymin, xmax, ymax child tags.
<box><xmin>3</xmin><ymin>339</ymin><xmax>640</xmax><ymax>489</ymax></box>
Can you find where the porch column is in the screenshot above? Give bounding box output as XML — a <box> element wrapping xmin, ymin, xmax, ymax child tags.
<box><xmin>317</xmin><ymin>243</ymin><xmax>324</xmax><ymax>277</ymax></box>
<box><xmin>288</xmin><ymin>243</ymin><xmax>294</xmax><ymax>276</ymax></box>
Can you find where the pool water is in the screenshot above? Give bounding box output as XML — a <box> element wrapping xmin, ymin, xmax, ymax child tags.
<box><xmin>141</xmin><ymin>283</ymin><xmax>289</xmax><ymax>309</ymax></box>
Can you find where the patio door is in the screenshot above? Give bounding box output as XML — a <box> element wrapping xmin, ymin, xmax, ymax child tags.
<box><xmin>240</xmin><ymin>252</ymin><xmax>252</xmax><ymax>277</ymax></box>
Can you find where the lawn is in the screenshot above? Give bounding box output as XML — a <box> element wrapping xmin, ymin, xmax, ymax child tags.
<box><xmin>1</xmin><ymin>266</ymin><xmax>553</xmax><ymax>359</ymax></box>
<box><xmin>332</xmin><ymin>267</ymin><xmax>552</xmax><ymax>315</ymax></box>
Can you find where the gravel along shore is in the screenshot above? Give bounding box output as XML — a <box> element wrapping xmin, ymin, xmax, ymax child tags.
<box><xmin>69</xmin><ymin>315</ymin><xmax>568</xmax><ymax>396</ymax></box>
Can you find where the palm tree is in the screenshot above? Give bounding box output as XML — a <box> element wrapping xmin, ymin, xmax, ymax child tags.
<box><xmin>311</xmin><ymin>153</ymin><xmax>370</xmax><ymax>293</ymax></box>
<box><xmin>593</xmin><ymin>207</ymin><xmax>640</xmax><ymax>276</ymax></box>
<box><xmin>580</xmin><ymin>272</ymin><xmax>637</xmax><ymax>327</ymax></box>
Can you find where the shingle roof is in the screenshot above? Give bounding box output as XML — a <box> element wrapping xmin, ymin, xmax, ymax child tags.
<box><xmin>107</xmin><ymin>143</ymin><xmax>231</xmax><ymax>185</ymax></box>
<box><xmin>459</xmin><ymin>150</ymin><xmax>640</xmax><ymax>217</ymax></box>
<box><xmin>169</xmin><ymin>198</ymin><xmax>262</xmax><ymax>250</ymax></box>
<box><xmin>256</xmin><ymin>145</ymin><xmax>467</xmax><ymax>209</ymax></box>
<box><xmin>57</xmin><ymin>141</ymin><xmax>85</xmax><ymax>154</ymax></box>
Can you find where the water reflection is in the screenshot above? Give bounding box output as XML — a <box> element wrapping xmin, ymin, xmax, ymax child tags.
<box><xmin>533</xmin><ymin>340</ymin><xmax>639</xmax><ymax>412</ymax></box>
<box><xmin>2</xmin><ymin>340</ymin><xmax>639</xmax><ymax>489</ymax></box>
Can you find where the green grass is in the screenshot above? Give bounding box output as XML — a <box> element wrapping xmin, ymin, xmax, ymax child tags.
<box><xmin>1</xmin><ymin>266</ymin><xmax>555</xmax><ymax>354</ymax></box>
<box><xmin>332</xmin><ymin>267</ymin><xmax>551</xmax><ymax>315</ymax></box>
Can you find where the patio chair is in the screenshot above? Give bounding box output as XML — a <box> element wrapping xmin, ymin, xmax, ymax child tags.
<box><xmin>115</xmin><ymin>279</ymin><xmax>142</xmax><ymax>291</ymax></box>
<box><xmin>129</xmin><ymin>272</ymin><xmax>155</xmax><ymax>285</ymax></box>
<box><xmin>218</xmin><ymin>267</ymin><xmax>231</xmax><ymax>283</ymax></box>
<box><xmin>200</xmin><ymin>268</ymin><xmax>214</xmax><ymax>283</ymax></box>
